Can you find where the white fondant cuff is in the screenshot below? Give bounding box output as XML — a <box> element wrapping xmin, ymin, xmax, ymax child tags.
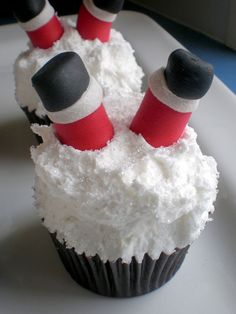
<box><xmin>19</xmin><ymin>0</ymin><xmax>55</xmax><ymax>32</ymax></box>
<box><xmin>149</xmin><ymin>68</ymin><xmax>200</xmax><ymax>113</ymax></box>
<box><xmin>46</xmin><ymin>77</ymin><xmax>103</xmax><ymax>124</ymax></box>
<box><xmin>84</xmin><ymin>0</ymin><xmax>117</xmax><ymax>22</ymax></box>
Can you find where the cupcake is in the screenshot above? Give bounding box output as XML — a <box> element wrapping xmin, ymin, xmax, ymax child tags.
<box><xmin>30</xmin><ymin>50</ymin><xmax>219</xmax><ymax>297</ymax></box>
<box><xmin>13</xmin><ymin>0</ymin><xmax>144</xmax><ymax>130</ymax></box>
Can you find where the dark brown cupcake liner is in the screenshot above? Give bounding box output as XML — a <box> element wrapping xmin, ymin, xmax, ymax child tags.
<box><xmin>21</xmin><ymin>106</ymin><xmax>51</xmax><ymax>143</ymax></box>
<box><xmin>50</xmin><ymin>233</ymin><xmax>189</xmax><ymax>298</ymax></box>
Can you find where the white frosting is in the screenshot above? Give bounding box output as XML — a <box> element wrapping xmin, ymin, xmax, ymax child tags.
<box><xmin>83</xmin><ymin>0</ymin><xmax>117</xmax><ymax>22</ymax></box>
<box><xmin>19</xmin><ymin>0</ymin><xmax>54</xmax><ymax>32</ymax></box>
<box><xmin>47</xmin><ymin>76</ymin><xmax>103</xmax><ymax>123</ymax></box>
<box><xmin>149</xmin><ymin>68</ymin><xmax>199</xmax><ymax>113</ymax></box>
<box><xmin>14</xmin><ymin>19</ymin><xmax>144</xmax><ymax>116</ymax></box>
<box><xmin>31</xmin><ymin>93</ymin><xmax>219</xmax><ymax>263</ymax></box>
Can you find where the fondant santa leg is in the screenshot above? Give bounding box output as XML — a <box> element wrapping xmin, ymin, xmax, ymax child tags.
<box><xmin>77</xmin><ymin>0</ymin><xmax>124</xmax><ymax>42</ymax></box>
<box><xmin>13</xmin><ymin>0</ymin><xmax>64</xmax><ymax>49</ymax></box>
<box><xmin>130</xmin><ymin>49</ymin><xmax>214</xmax><ymax>148</ymax></box>
<box><xmin>32</xmin><ymin>52</ymin><xmax>114</xmax><ymax>151</ymax></box>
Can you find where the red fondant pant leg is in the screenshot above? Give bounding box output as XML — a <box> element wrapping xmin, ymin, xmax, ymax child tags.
<box><xmin>130</xmin><ymin>89</ymin><xmax>191</xmax><ymax>148</ymax></box>
<box><xmin>77</xmin><ymin>4</ymin><xmax>112</xmax><ymax>42</ymax></box>
<box><xmin>27</xmin><ymin>15</ymin><xmax>64</xmax><ymax>49</ymax></box>
<box><xmin>54</xmin><ymin>104</ymin><xmax>114</xmax><ymax>151</ymax></box>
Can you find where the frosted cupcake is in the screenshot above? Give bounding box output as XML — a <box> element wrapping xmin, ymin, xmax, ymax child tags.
<box><xmin>31</xmin><ymin>50</ymin><xmax>218</xmax><ymax>297</ymax></box>
<box><xmin>13</xmin><ymin>0</ymin><xmax>144</xmax><ymax>127</ymax></box>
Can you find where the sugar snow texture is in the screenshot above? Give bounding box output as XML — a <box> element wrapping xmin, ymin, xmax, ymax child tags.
<box><xmin>31</xmin><ymin>93</ymin><xmax>219</xmax><ymax>263</ymax></box>
<box><xmin>14</xmin><ymin>18</ymin><xmax>144</xmax><ymax>116</ymax></box>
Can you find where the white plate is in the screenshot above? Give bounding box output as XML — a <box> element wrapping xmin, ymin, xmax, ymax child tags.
<box><xmin>0</xmin><ymin>11</ymin><xmax>236</xmax><ymax>314</ymax></box>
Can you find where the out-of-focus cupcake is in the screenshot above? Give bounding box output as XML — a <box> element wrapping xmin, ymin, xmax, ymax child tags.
<box><xmin>13</xmin><ymin>0</ymin><xmax>144</xmax><ymax>140</ymax></box>
<box><xmin>30</xmin><ymin>50</ymin><xmax>219</xmax><ymax>297</ymax></box>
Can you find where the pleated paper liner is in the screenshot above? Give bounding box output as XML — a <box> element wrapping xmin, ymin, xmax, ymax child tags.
<box><xmin>50</xmin><ymin>233</ymin><xmax>189</xmax><ymax>298</ymax></box>
<box><xmin>22</xmin><ymin>106</ymin><xmax>51</xmax><ymax>143</ymax></box>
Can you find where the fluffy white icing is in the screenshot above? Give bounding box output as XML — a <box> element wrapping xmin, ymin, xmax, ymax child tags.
<box><xmin>14</xmin><ymin>18</ymin><xmax>144</xmax><ymax>116</ymax></box>
<box><xmin>31</xmin><ymin>93</ymin><xmax>219</xmax><ymax>263</ymax></box>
